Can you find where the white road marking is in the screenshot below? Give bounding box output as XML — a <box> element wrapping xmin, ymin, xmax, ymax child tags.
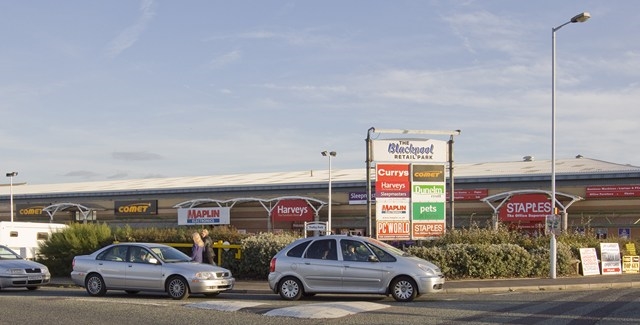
<box><xmin>264</xmin><ymin>301</ymin><xmax>389</xmax><ymax>319</ymax></box>
<box><xmin>66</xmin><ymin>297</ymin><xmax>168</xmax><ymax>307</ymax></box>
<box><xmin>185</xmin><ymin>301</ymin><xmax>265</xmax><ymax>312</ymax></box>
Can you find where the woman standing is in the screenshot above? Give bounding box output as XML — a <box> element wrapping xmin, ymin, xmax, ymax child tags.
<box><xmin>191</xmin><ymin>232</ymin><xmax>204</xmax><ymax>263</ymax></box>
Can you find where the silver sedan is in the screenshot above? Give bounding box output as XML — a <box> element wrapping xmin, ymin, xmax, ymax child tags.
<box><xmin>71</xmin><ymin>242</ymin><xmax>235</xmax><ymax>300</ymax></box>
<box><xmin>0</xmin><ymin>244</ymin><xmax>51</xmax><ymax>290</ymax></box>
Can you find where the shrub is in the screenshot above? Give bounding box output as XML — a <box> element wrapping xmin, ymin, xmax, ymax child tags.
<box><xmin>37</xmin><ymin>223</ymin><xmax>113</xmax><ymax>276</ymax></box>
<box><xmin>409</xmin><ymin>243</ymin><xmax>535</xmax><ymax>279</ymax></box>
<box><xmin>223</xmin><ymin>232</ymin><xmax>299</xmax><ymax>279</ymax></box>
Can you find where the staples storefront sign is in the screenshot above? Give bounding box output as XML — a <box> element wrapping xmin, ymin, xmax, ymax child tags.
<box><xmin>177</xmin><ymin>207</ymin><xmax>231</xmax><ymax>225</ymax></box>
<box><xmin>499</xmin><ymin>194</ymin><xmax>551</xmax><ymax>222</ymax></box>
<box><xmin>272</xmin><ymin>199</ymin><xmax>314</xmax><ymax>222</ymax></box>
<box><xmin>372</xmin><ymin>139</ymin><xmax>447</xmax><ymax>163</ymax></box>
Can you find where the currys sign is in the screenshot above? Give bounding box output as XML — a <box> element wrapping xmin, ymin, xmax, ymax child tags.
<box><xmin>375</xmin><ymin>163</ymin><xmax>411</xmax><ymax>198</ymax></box>
<box><xmin>272</xmin><ymin>199</ymin><xmax>314</xmax><ymax>222</ymax></box>
<box><xmin>499</xmin><ymin>194</ymin><xmax>551</xmax><ymax>222</ymax></box>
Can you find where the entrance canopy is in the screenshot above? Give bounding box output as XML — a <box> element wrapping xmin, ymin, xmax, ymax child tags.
<box><xmin>43</xmin><ymin>203</ymin><xmax>98</xmax><ymax>223</ymax></box>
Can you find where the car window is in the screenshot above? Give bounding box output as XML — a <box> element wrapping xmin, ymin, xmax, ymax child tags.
<box><xmin>305</xmin><ymin>239</ymin><xmax>337</xmax><ymax>260</ymax></box>
<box><xmin>0</xmin><ymin>246</ymin><xmax>20</xmax><ymax>260</ymax></box>
<box><xmin>365</xmin><ymin>242</ymin><xmax>397</xmax><ymax>262</ymax></box>
<box><xmin>286</xmin><ymin>240</ymin><xmax>312</xmax><ymax>258</ymax></box>
<box><xmin>128</xmin><ymin>246</ymin><xmax>153</xmax><ymax>263</ymax></box>
<box><xmin>340</xmin><ymin>239</ymin><xmax>370</xmax><ymax>262</ymax></box>
<box><xmin>150</xmin><ymin>246</ymin><xmax>190</xmax><ymax>263</ymax></box>
<box><xmin>97</xmin><ymin>246</ymin><xmax>126</xmax><ymax>262</ymax></box>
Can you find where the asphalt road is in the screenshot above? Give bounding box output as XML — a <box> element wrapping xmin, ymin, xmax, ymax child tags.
<box><xmin>2</xmin><ymin>281</ymin><xmax>640</xmax><ymax>325</ymax></box>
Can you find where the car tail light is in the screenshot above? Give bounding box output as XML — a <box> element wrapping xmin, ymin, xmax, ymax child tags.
<box><xmin>269</xmin><ymin>257</ymin><xmax>276</xmax><ymax>272</ymax></box>
<box><xmin>72</xmin><ymin>258</ymin><xmax>75</xmax><ymax>269</ymax></box>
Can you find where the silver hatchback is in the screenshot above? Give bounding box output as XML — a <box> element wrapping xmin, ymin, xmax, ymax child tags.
<box><xmin>268</xmin><ymin>235</ymin><xmax>444</xmax><ymax>302</ymax></box>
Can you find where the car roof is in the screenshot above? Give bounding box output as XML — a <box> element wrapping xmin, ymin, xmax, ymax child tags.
<box><xmin>109</xmin><ymin>242</ymin><xmax>170</xmax><ymax>248</ymax></box>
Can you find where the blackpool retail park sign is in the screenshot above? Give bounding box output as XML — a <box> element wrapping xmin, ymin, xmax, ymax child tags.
<box><xmin>373</xmin><ymin>138</ymin><xmax>448</xmax><ymax>240</ymax></box>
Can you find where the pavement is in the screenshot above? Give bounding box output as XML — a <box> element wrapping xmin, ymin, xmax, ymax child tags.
<box><xmin>50</xmin><ymin>273</ymin><xmax>640</xmax><ymax>295</ymax></box>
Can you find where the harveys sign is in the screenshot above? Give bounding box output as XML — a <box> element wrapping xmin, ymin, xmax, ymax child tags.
<box><xmin>272</xmin><ymin>199</ymin><xmax>314</xmax><ymax>222</ymax></box>
<box><xmin>499</xmin><ymin>194</ymin><xmax>551</xmax><ymax>222</ymax></box>
<box><xmin>114</xmin><ymin>200</ymin><xmax>158</xmax><ymax>215</ymax></box>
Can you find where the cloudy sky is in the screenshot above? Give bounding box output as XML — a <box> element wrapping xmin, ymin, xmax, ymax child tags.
<box><xmin>1</xmin><ymin>1</ymin><xmax>638</xmax><ymax>185</ymax></box>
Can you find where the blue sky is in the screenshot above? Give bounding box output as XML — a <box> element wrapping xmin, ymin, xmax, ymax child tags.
<box><xmin>1</xmin><ymin>1</ymin><xmax>639</xmax><ymax>185</ymax></box>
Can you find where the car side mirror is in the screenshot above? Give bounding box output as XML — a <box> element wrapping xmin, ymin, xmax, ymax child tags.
<box><xmin>148</xmin><ymin>257</ymin><xmax>159</xmax><ymax>264</ymax></box>
<box><xmin>367</xmin><ymin>255</ymin><xmax>379</xmax><ymax>262</ymax></box>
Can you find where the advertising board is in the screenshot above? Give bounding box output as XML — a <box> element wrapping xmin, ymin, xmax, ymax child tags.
<box><xmin>372</xmin><ymin>139</ymin><xmax>447</xmax><ymax>162</ymax></box>
<box><xmin>272</xmin><ymin>199</ymin><xmax>314</xmax><ymax>222</ymax></box>
<box><xmin>177</xmin><ymin>207</ymin><xmax>231</xmax><ymax>225</ymax></box>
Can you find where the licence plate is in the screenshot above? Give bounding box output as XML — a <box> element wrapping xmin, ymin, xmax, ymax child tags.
<box><xmin>28</xmin><ymin>275</ymin><xmax>42</xmax><ymax>281</ymax></box>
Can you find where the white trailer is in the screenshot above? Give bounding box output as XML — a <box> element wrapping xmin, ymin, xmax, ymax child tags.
<box><xmin>0</xmin><ymin>221</ymin><xmax>68</xmax><ymax>259</ymax></box>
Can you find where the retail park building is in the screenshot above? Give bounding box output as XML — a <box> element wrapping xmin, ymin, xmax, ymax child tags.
<box><xmin>2</xmin><ymin>156</ymin><xmax>640</xmax><ymax>240</ymax></box>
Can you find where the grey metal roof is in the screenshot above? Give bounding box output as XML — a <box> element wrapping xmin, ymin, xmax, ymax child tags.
<box><xmin>2</xmin><ymin>157</ymin><xmax>640</xmax><ymax>197</ymax></box>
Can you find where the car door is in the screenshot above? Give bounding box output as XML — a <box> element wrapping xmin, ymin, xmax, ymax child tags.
<box><xmin>124</xmin><ymin>246</ymin><xmax>164</xmax><ymax>290</ymax></box>
<box><xmin>340</xmin><ymin>239</ymin><xmax>384</xmax><ymax>293</ymax></box>
<box><xmin>297</xmin><ymin>238</ymin><xmax>343</xmax><ymax>291</ymax></box>
<box><xmin>94</xmin><ymin>246</ymin><xmax>128</xmax><ymax>288</ymax></box>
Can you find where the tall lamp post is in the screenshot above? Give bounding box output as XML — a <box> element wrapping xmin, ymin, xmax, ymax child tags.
<box><xmin>321</xmin><ymin>151</ymin><xmax>336</xmax><ymax>234</ymax></box>
<box><xmin>6</xmin><ymin>172</ymin><xmax>18</xmax><ymax>223</ymax></box>
<box><xmin>550</xmin><ymin>12</ymin><xmax>590</xmax><ymax>279</ymax></box>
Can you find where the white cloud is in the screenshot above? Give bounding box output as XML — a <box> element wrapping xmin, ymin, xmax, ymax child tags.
<box><xmin>104</xmin><ymin>0</ymin><xmax>156</xmax><ymax>59</ymax></box>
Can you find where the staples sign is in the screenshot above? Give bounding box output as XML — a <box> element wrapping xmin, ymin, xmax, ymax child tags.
<box><xmin>272</xmin><ymin>199</ymin><xmax>313</xmax><ymax>222</ymax></box>
<box><xmin>499</xmin><ymin>194</ymin><xmax>551</xmax><ymax>222</ymax></box>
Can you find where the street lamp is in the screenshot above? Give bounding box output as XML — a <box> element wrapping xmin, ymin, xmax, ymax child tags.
<box><xmin>551</xmin><ymin>11</ymin><xmax>590</xmax><ymax>279</ymax></box>
<box><xmin>6</xmin><ymin>172</ymin><xmax>18</xmax><ymax>223</ymax></box>
<box><xmin>321</xmin><ymin>151</ymin><xmax>336</xmax><ymax>234</ymax></box>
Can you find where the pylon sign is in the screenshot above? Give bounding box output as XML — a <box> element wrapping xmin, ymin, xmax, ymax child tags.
<box><xmin>373</xmin><ymin>138</ymin><xmax>448</xmax><ymax>240</ymax></box>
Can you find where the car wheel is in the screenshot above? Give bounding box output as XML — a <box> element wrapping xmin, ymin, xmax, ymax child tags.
<box><xmin>278</xmin><ymin>277</ymin><xmax>303</xmax><ymax>301</ymax></box>
<box><xmin>390</xmin><ymin>276</ymin><xmax>417</xmax><ymax>302</ymax></box>
<box><xmin>125</xmin><ymin>290</ymin><xmax>140</xmax><ymax>294</ymax></box>
<box><xmin>166</xmin><ymin>276</ymin><xmax>189</xmax><ymax>300</ymax></box>
<box><xmin>85</xmin><ymin>273</ymin><xmax>107</xmax><ymax>297</ymax></box>
<box><xmin>27</xmin><ymin>286</ymin><xmax>39</xmax><ymax>291</ymax></box>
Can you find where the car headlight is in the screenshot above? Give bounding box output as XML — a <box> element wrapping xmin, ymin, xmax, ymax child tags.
<box><xmin>417</xmin><ymin>264</ymin><xmax>436</xmax><ymax>275</ymax></box>
<box><xmin>9</xmin><ymin>268</ymin><xmax>25</xmax><ymax>275</ymax></box>
<box><xmin>194</xmin><ymin>272</ymin><xmax>215</xmax><ymax>280</ymax></box>
<box><xmin>41</xmin><ymin>267</ymin><xmax>49</xmax><ymax>274</ymax></box>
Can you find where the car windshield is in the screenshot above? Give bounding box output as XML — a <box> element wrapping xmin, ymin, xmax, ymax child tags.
<box><xmin>0</xmin><ymin>245</ymin><xmax>22</xmax><ymax>260</ymax></box>
<box><xmin>148</xmin><ymin>246</ymin><xmax>192</xmax><ymax>263</ymax></box>
<box><xmin>366</xmin><ymin>238</ymin><xmax>410</xmax><ymax>256</ymax></box>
